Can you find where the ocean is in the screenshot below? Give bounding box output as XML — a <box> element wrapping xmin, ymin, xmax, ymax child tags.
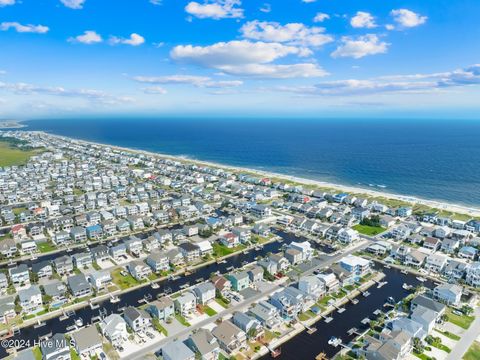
<box><xmin>22</xmin><ymin>118</ymin><xmax>480</xmax><ymax>207</ymax></box>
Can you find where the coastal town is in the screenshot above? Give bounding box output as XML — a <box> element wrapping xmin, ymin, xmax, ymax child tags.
<box><xmin>0</xmin><ymin>130</ymin><xmax>479</xmax><ymax>360</ymax></box>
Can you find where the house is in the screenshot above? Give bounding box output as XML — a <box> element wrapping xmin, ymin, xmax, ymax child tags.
<box><xmin>124</xmin><ymin>306</ymin><xmax>151</xmax><ymax>332</ymax></box>
<box><xmin>178</xmin><ymin>242</ymin><xmax>201</xmax><ymax>263</ymax></box>
<box><xmin>162</xmin><ymin>340</ymin><xmax>195</xmax><ymax>360</ymax></box>
<box><xmin>232</xmin><ymin>227</ymin><xmax>251</xmax><ymax>243</ymax></box>
<box><xmin>174</xmin><ymin>292</ymin><xmax>197</xmax><ymax>315</ymax></box>
<box><xmin>434</xmin><ymin>226</ymin><xmax>452</xmax><ymax>239</ymax></box>
<box><xmin>298</xmin><ymin>275</ymin><xmax>325</xmax><ymax>299</ymax></box>
<box><xmin>53</xmin><ymin>255</ymin><xmax>73</xmax><ymax>275</ymax></box>
<box><xmin>72</xmin><ymin>252</ymin><xmax>92</xmax><ymax>269</ymax></box>
<box><xmin>248</xmin><ymin>301</ymin><xmax>282</xmax><ymax>329</ymax></box>
<box><xmin>441</xmin><ymin>238</ymin><xmax>460</xmax><ymax>254</ymax></box>
<box><xmin>31</xmin><ymin>261</ymin><xmax>53</xmax><ymax>279</ymax></box>
<box><xmin>423</xmin><ymin>237</ymin><xmax>441</xmax><ymax>251</ymax></box>
<box><xmin>89</xmin><ymin>270</ymin><xmax>112</xmax><ymax>290</ymax></box>
<box><xmin>232</xmin><ymin>311</ymin><xmax>263</xmax><ymax>339</ymax></box>
<box><xmin>285</xmin><ymin>248</ymin><xmax>303</xmax><ymax>265</ymax></box>
<box><xmin>193</xmin><ymin>282</ymin><xmax>216</xmax><ymax>305</ymax></box>
<box><xmin>86</xmin><ymin>224</ymin><xmax>103</xmax><ymax>239</ymax></box>
<box><xmin>168</xmin><ymin>248</ymin><xmax>185</xmax><ymax>267</ymax></box>
<box><xmin>211</xmin><ymin>275</ymin><xmax>232</xmax><ymax>297</ymax></box>
<box><xmin>410</xmin><ymin>295</ymin><xmax>446</xmax><ymax>317</ymax></box>
<box><xmin>212</xmin><ymin>321</ymin><xmax>247</xmax><ymax>354</ymax></box>
<box><xmin>364</xmin><ymin>329</ymin><xmax>412</xmax><ymax>360</ymax></box>
<box><xmin>40</xmin><ymin>333</ymin><xmax>70</xmax><ymax>360</ymax></box>
<box><xmin>70</xmin><ymin>226</ymin><xmax>87</xmax><ymax>242</ymax></box>
<box><xmin>444</xmin><ymin>259</ymin><xmax>469</xmax><ymax>281</ymax></box>
<box><xmin>71</xmin><ymin>326</ymin><xmax>103</xmax><ymax>358</ymax></box>
<box><xmin>125</xmin><ymin>237</ymin><xmax>143</xmax><ymax>256</ymax></box>
<box><xmin>43</xmin><ymin>281</ymin><xmax>67</xmax><ymax>308</ymax></box>
<box><xmin>0</xmin><ymin>238</ymin><xmax>17</xmax><ymax>258</ymax></box>
<box><xmin>392</xmin><ymin>225</ymin><xmax>411</xmax><ymax>240</ymax></box>
<box><xmin>252</xmin><ymin>224</ymin><xmax>270</xmax><ymax>236</ymax></box>
<box><xmin>425</xmin><ymin>253</ymin><xmax>449</xmax><ymax>273</ymax></box>
<box><xmin>316</xmin><ymin>273</ymin><xmax>340</xmax><ymax>293</ymax></box>
<box><xmin>91</xmin><ymin>245</ymin><xmax>109</xmax><ymax>262</ymax></box>
<box><xmin>20</xmin><ymin>240</ymin><xmax>37</xmax><ymax>254</ymax></box>
<box><xmin>0</xmin><ymin>296</ymin><xmax>16</xmax><ymax>324</ymax></box>
<box><xmin>143</xmin><ymin>236</ymin><xmax>160</xmax><ymax>252</ymax></box>
<box><xmin>147</xmin><ymin>297</ymin><xmax>175</xmax><ymax>321</ymax></box>
<box><xmin>397</xmin><ymin>207</ymin><xmax>413</xmax><ymax>217</ymax></box>
<box><xmin>127</xmin><ymin>260</ymin><xmax>152</xmax><ymax>280</ymax></box>
<box><xmin>410</xmin><ymin>306</ymin><xmax>438</xmax><ymax>334</ymax></box>
<box><xmin>109</xmin><ymin>243</ymin><xmax>127</xmax><ymax>261</ymax></box>
<box><xmin>0</xmin><ymin>273</ymin><xmax>8</xmax><ymax>294</ymax></box>
<box><xmin>404</xmin><ymin>250</ymin><xmax>428</xmax><ymax>268</ymax></box>
<box><xmin>337</xmin><ymin>228</ymin><xmax>359</xmax><ymax>244</ymax></box>
<box><xmin>18</xmin><ymin>285</ymin><xmax>43</xmax><ymax>314</ymax></box>
<box><xmin>269</xmin><ymin>286</ymin><xmax>308</xmax><ymax>319</ymax></box>
<box><xmin>459</xmin><ymin>246</ymin><xmax>477</xmax><ymax>260</ymax></box>
<box><xmin>185</xmin><ymin>328</ymin><xmax>220</xmax><ymax>360</ymax></box>
<box><xmin>146</xmin><ymin>251</ymin><xmax>170</xmax><ymax>273</ymax></box>
<box><xmin>196</xmin><ymin>240</ymin><xmax>213</xmax><ymax>256</ymax></box>
<box><xmin>433</xmin><ymin>283</ymin><xmax>463</xmax><ymax>306</ymax></box>
<box><xmin>68</xmin><ymin>273</ymin><xmax>92</xmax><ymax>298</ymax></box>
<box><xmin>289</xmin><ymin>241</ymin><xmax>314</xmax><ymax>262</ymax></box>
<box><xmin>228</xmin><ymin>272</ymin><xmax>250</xmax><ymax>292</ymax></box>
<box><xmin>250</xmin><ymin>204</ymin><xmax>272</xmax><ymax>218</ymax></box>
<box><xmin>466</xmin><ymin>262</ymin><xmax>480</xmax><ymax>287</ymax></box>
<box><xmin>388</xmin><ymin>317</ymin><xmax>426</xmax><ymax>340</ymax></box>
<box><xmin>100</xmin><ymin>314</ymin><xmax>128</xmax><ymax>346</ymax></box>
<box><xmin>379</xmin><ymin>215</ymin><xmax>396</xmax><ymax>228</ymax></box>
<box><xmin>9</xmin><ymin>264</ymin><xmax>30</xmax><ymax>286</ymax></box>
<box><xmin>247</xmin><ymin>266</ymin><xmax>264</xmax><ymax>283</ymax></box>
<box><xmin>220</xmin><ymin>233</ymin><xmax>240</xmax><ymax>248</ymax></box>
<box><xmin>339</xmin><ymin>255</ymin><xmax>371</xmax><ymax>278</ymax></box>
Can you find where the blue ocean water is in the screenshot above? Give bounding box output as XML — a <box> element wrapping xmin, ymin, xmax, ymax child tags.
<box><xmin>23</xmin><ymin>118</ymin><xmax>480</xmax><ymax>207</ymax></box>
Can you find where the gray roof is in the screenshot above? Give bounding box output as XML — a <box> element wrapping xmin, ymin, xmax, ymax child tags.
<box><xmin>67</xmin><ymin>273</ymin><xmax>90</xmax><ymax>293</ymax></box>
<box><xmin>18</xmin><ymin>285</ymin><xmax>41</xmax><ymax>302</ymax></box>
<box><xmin>162</xmin><ymin>340</ymin><xmax>195</xmax><ymax>360</ymax></box>
<box><xmin>411</xmin><ymin>295</ymin><xmax>446</xmax><ymax>313</ymax></box>
<box><xmin>186</xmin><ymin>329</ymin><xmax>219</xmax><ymax>356</ymax></box>
<box><xmin>43</xmin><ymin>281</ymin><xmax>66</xmax><ymax>297</ymax></box>
<box><xmin>72</xmin><ymin>325</ymin><xmax>102</xmax><ymax>352</ymax></box>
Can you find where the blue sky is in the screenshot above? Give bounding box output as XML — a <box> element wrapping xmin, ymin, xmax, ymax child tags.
<box><xmin>0</xmin><ymin>0</ymin><xmax>479</xmax><ymax>119</ymax></box>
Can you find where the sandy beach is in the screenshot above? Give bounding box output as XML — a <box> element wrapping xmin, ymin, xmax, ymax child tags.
<box><xmin>32</xmin><ymin>131</ymin><xmax>480</xmax><ymax>218</ymax></box>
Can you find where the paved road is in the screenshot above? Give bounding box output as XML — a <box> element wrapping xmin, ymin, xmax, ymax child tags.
<box><xmin>446</xmin><ymin>306</ymin><xmax>480</xmax><ymax>360</ymax></box>
<box><xmin>129</xmin><ymin>238</ymin><xmax>372</xmax><ymax>359</ymax></box>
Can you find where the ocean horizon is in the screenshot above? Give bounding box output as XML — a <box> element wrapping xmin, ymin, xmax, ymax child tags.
<box><xmin>22</xmin><ymin>118</ymin><xmax>480</xmax><ymax>208</ymax></box>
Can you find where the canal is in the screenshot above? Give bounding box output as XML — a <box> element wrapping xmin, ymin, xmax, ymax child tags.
<box><xmin>261</xmin><ymin>264</ymin><xmax>436</xmax><ymax>360</ymax></box>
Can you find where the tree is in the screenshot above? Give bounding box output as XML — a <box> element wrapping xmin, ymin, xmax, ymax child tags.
<box><xmin>461</xmin><ymin>305</ymin><xmax>473</xmax><ymax>315</ymax></box>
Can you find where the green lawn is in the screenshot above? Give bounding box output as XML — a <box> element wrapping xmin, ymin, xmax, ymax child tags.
<box><xmin>212</xmin><ymin>242</ymin><xmax>246</xmax><ymax>257</ymax></box>
<box><xmin>215</xmin><ymin>297</ymin><xmax>230</xmax><ymax>309</ymax></box>
<box><xmin>111</xmin><ymin>268</ymin><xmax>140</xmax><ymax>290</ymax></box>
<box><xmin>446</xmin><ymin>308</ymin><xmax>475</xmax><ymax>329</ymax></box>
<box><xmin>152</xmin><ymin>318</ymin><xmax>168</xmax><ymax>336</ymax></box>
<box><xmin>435</xmin><ymin>329</ymin><xmax>461</xmax><ymax>341</ymax></box>
<box><xmin>353</xmin><ymin>224</ymin><xmax>386</xmax><ymax>236</ymax></box>
<box><xmin>0</xmin><ymin>141</ymin><xmax>42</xmax><ymax>167</ymax></box>
<box><xmin>463</xmin><ymin>341</ymin><xmax>480</xmax><ymax>360</ymax></box>
<box><xmin>37</xmin><ymin>241</ymin><xmax>57</xmax><ymax>253</ymax></box>
<box><xmin>203</xmin><ymin>306</ymin><xmax>217</xmax><ymax>316</ymax></box>
<box><xmin>175</xmin><ymin>314</ymin><xmax>191</xmax><ymax>327</ymax></box>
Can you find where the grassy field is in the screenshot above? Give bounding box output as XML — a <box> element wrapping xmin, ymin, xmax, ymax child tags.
<box><xmin>212</xmin><ymin>242</ymin><xmax>246</xmax><ymax>257</ymax></box>
<box><xmin>353</xmin><ymin>224</ymin><xmax>386</xmax><ymax>236</ymax></box>
<box><xmin>0</xmin><ymin>141</ymin><xmax>42</xmax><ymax>167</ymax></box>
<box><xmin>111</xmin><ymin>268</ymin><xmax>139</xmax><ymax>290</ymax></box>
<box><xmin>37</xmin><ymin>241</ymin><xmax>57</xmax><ymax>253</ymax></box>
<box><xmin>446</xmin><ymin>308</ymin><xmax>475</xmax><ymax>329</ymax></box>
<box><xmin>463</xmin><ymin>341</ymin><xmax>480</xmax><ymax>360</ymax></box>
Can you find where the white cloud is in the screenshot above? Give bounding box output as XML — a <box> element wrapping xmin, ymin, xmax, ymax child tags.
<box><xmin>0</xmin><ymin>81</ymin><xmax>133</xmax><ymax>105</ymax></box>
<box><xmin>301</xmin><ymin>0</ymin><xmax>316</xmax><ymax>3</ymax></box>
<box><xmin>185</xmin><ymin>0</ymin><xmax>243</xmax><ymax>20</ymax></box>
<box><xmin>390</xmin><ymin>9</ymin><xmax>427</xmax><ymax>28</ymax></box>
<box><xmin>331</xmin><ymin>34</ymin><xmax>389</xmax><ymax>59</ymax></box>
<box><xmin>133</xmin><ymin>74</ymin><xmax>243</xmax><ymax>88</ymax></box>
<box><xmin>171</xmin><ymin>40</ymin><xmax>326</xmax><ymax>78</ymax></box>
<box><xmin>313</xmin><ymin>13</ymin><xmax>329</xmax><ymax>23</ymax></box>
<box><xmin>60</xmin><ymin>0</ymin><xmax>85</xmax><ymax>9</ymax></box>
<box><xmin>109</xmin><ymin>33</ymin><xmax>145</xmax><ymax>46</ymax></box>
<box><xmin>0</xmin><ymin>22</ymin><xmax>49</xmax><ymax>34</ymax></box>
<box><xmin>150</xmin><ymin>0</ymin><xmax>162</xmax><ymax>5</ymax></box>
<box><xmin>276</xmin><ymin>64</ymin><xmax>480</xmax><ymax>96</ymax></box>
<box><xmin>350</xmin><ymin>11</ymin><xmax>376</xmax><ymax>28</ymax></box>
<box><xmin>260</xmin><ymin>3</ymin><xmax>271</xmax><ymax>13</ymax></box>
<box><xmin>0</xmin><ymin>70</ymin><xmax>6</xmax><ymax>75</ymax></box>
<box><xmin>0</xmin><ymin>0</ymin><xmax>15</xmax><ymax>7</ymax></box>
<box><xmin>142</xmin><ymin>86</ymin><xmax>167</xmax><ymax>94</ymax></box>
<box><xmin>240</xmin><ymin>20</ymin><xmax>333</xmax><ymax>48</ymax></box>
<box><xmin>68</xmin><ymin>30</ymin><xmax>102</xmax><ymax>44</ymax></box>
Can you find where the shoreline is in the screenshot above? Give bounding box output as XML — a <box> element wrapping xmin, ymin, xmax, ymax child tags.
<box><xmin>12</xmin><ymin>129</ymin><xmax>480</xmax><ymax>217</ymax></box>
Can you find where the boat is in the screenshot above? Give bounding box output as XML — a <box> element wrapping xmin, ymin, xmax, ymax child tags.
<box><xmin>363</xmin><ymin>291</ymin><xmax>370</xmax><ymax>297</ymax></box>
<box><xmin>151</xmin><ymin>282</ymin><xmax>160</xmax><ymax>289</ymax></box>
<box><xmin>401</xmin><ymin>269</ymin><xmax>408</xmax><ymax>275</ymax></box>
<box><xmin>328</xmin><ymin>336</ymin><xmax>342</xmax><ymax>347</ymax></box>
<box><xmin>75</xmin><ymin>318</ymin><xmax>84</xmax><ymax>327</ymax></box>
<box><xmin>402</xmin><ymin>283</ymin><xmax>413</xmax><ymax>290</ymax></box>
<box><xmin>110</xmin><ymin>295</ymin><xmax>120</xmax><ymax>303</ymax></box>
<box><xmin>387</xmin><ymin>296</ymin><xmax>395</xmax><ymax>304</ymax></box>
<box><xmin>416</xmin><ymin>276</ymin><xmax>427</xmax><ymax>282</ymax></box>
